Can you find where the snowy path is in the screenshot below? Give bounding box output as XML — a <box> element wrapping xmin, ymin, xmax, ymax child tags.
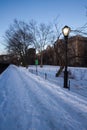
<box><xmin>0</xmin><ymin>65</ymin><xmax>87</xmax><ymax>130</ymax></box>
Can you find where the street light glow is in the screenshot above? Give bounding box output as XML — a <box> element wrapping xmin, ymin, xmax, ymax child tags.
<box><xmin>62</xmin><ymin>25</ymin><xmax>71</xmax><ymax>37</ymax></box>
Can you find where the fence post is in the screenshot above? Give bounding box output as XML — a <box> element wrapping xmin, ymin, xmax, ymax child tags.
<box><xmin>45</xmin><ymin>73</ymin><xmax>47</xmax><ymax>79</ymax></box>
<box><xmin>68</xmin><ymin>80</ymin><xmax>70</xmax><ymax>90</ymax></box>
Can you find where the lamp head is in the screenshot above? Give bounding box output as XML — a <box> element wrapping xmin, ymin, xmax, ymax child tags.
<box><xmin>62</xmin><ymin>25</ymin><xmax>71</xmax><ymax>37</ymax></box>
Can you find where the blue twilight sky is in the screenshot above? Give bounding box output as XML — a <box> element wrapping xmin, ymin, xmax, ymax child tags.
<box><xmin>0</xmin><ymin>0</ymin><xmax>87</xmax><ymax>53</ymax></box>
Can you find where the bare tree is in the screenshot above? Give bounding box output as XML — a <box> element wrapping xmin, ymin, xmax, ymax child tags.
<box><xmin>29</xmin><ymin>20</ymin><xmax>56</xmax><ymax>67</ymax></box>
<box><xmin>5</xmin><ymin>19</ymin><xmax>33</xmax><ymax>66</ymax></box>
<box><xmin>71</xmin><ymin>23</ymin><xmax>87</xmax><ymax>36</ymax></box>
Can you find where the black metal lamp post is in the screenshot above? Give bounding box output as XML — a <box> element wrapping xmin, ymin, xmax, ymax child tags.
<box><xmin>62</xmin><ymin>25</ymin><xmax>71</xmax><ymax>88</ymax></box>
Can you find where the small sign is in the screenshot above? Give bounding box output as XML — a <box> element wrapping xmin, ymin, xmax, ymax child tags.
<box><xmin>35</xmin><ymin>59</ymin><xmax>38</xmax><ymax>65</ymax></box>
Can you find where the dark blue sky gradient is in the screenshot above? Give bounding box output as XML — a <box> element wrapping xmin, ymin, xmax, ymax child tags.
<box><xmin>0</xmin><ymin>0</ymin><xmax>87</xmax><ymax>53</ymax></box>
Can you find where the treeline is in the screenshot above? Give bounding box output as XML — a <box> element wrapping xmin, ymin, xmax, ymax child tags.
<box><xmin>3</xmin><ymin>18</ymin><xmax>87</xmax><ymax>67</ymax></box>
<box><xmin>4</xmin><ymin>19</ymin><xmax>58</xmax><ymax>66</ymax></box>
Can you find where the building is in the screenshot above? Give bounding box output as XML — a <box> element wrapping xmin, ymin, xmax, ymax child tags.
<box><xmin>68</xmin><ymin>35</ymin><xmax>87</xmax><ymax>66</ymax></box>
<box><xmin>51</xmin><ymin>35</ymin><xmax>87</xmax><ymax>67</ymax></box>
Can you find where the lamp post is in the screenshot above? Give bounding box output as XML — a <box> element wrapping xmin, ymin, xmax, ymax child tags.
<box><xmin>62</xmin><ymin>25</ymin><xmax>71</xmax><ymax>88</ymax></box>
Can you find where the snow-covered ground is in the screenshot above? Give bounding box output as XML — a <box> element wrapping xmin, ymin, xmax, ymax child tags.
<box><xmin>0</xmin><ymin>65</ymin><xmax>87</xmax><ymax>130</ymax></box>
<box><xmin>29</xmin><ymin>65</ymin><xmax>87</xmax><ymax>98</ymax></box>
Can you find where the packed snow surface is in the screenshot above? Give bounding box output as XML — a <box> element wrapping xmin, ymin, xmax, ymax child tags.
<box><xmin>0</xmin><ymin>65</ymin><xmax>87</xmax><ymax>130</ymax></box>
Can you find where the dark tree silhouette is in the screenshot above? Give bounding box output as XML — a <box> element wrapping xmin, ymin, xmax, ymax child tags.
<box><xmin>5</xmin><ymin>19</ymin><xmax>33</xmax><ymax>66</ymax></box>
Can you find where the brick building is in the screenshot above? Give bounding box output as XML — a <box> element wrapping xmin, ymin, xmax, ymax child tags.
<box><xmin>54</xmin><ymin>35</ymin><xmax>87</xmax><ymax>67</ymax></box>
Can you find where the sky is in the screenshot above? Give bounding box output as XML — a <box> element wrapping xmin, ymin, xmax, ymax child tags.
<box><xmin>0</xmin><ymin>0</ymin><xmax>87</xmax><ymax>54</ymax></box>
<box><xmin>0</xmin><ymin>65</ymin><xmax>87</xmax><ymax>129</ymax></box>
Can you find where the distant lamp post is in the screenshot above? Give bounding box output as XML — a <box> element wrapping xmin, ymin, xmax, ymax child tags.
<box><xmin>62</xmin><ymin>25</ymin><xmax>71</xmax><ymax>88</ymax></box>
